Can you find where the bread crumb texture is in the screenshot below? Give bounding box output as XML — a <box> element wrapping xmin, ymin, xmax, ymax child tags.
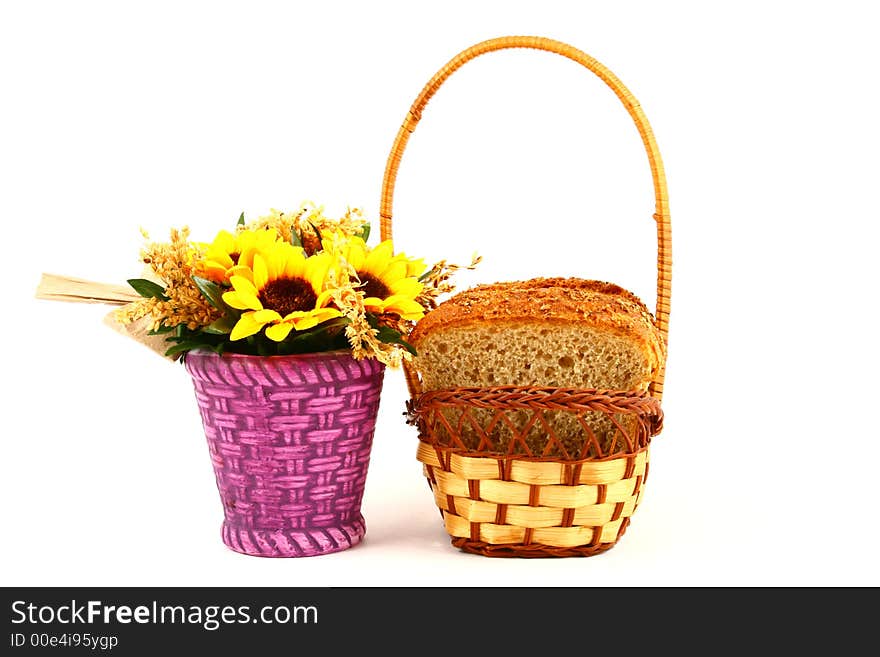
<box><xmin>409</xmin><ymin>278</ymin><xmax>666</xmax><ymax>457</ymax></box>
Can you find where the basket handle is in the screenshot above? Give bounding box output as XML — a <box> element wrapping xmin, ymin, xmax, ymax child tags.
<box><xmin>380</xmin><ymin>35</ymin><xmax>671</xmax><ymax>401</ymax></box>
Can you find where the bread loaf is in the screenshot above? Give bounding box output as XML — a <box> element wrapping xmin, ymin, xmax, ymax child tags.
<box><xmin>408</xmin><ymin>277</ymin><xmax>666</xmax><ymax>457</ymax></box>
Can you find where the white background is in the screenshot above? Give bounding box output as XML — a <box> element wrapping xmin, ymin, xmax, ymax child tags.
<box><xmin>2</xmin><ymin>1</ymin><xmax>878</xmax><ymax>587</ymax></box>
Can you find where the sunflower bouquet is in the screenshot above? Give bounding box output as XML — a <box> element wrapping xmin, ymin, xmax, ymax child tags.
<box><xmin>110</xmin><ymin>202</ymin><xmax>478</xmax><ymax>368</ymax></box>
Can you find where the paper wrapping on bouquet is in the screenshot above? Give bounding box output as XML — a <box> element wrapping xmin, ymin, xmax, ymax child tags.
<box><xmin>35</xmin><ymin>272</ymin><xmax>176</xmax><ymax>360</ymax></box>
<box><xmin>184</xmin><ymin>349</ymin><xmax>386</xmax><ymax>557</ymax></box>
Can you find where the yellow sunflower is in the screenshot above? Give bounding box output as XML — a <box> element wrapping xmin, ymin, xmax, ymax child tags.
<box><xmin>336</xmin><ymin>237</ymin><xmax>425</xmax><ymax>321</ymax></box>
<box><xmin>395</xmin><ymin>251</ymin><xmax>427</xmax><ymax>279</ymax></box>
<box><xmin>221</xmin><ymin>241</ymin><xmax>341</xmax><ymax>342</ymax></box>
<box><xmin>195</xmin><ymin>227</ymin><xmax>281</xmax><ymax>283</ymax></box>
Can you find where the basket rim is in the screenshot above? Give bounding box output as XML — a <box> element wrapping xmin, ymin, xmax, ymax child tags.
<box><xmin>183</xmin><ymin>347</ymin><xmax>363</xmax><ymax>363</ymax></box>
<box><xmin>414</xmin><ymin>384</ymin><xmax>660</xmax><ymax>404</ymax></box>
<box><xmin>409</xmin><ymin>385</ymin><xmax>663</xmax><ymax>426</ymax></box>
<box><xmin>409</xmin><ymin>385</ymin><xmax>663</xmax><ymax>462</ymax></box>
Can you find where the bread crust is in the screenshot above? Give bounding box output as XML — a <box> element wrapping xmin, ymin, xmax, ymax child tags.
<box><xmin>409</xmin><ymin>277</ymin><xmax>667</xmax><ymax>377</ymax></box>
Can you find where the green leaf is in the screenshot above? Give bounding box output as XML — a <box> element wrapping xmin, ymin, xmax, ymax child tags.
<box><xmin>267</xmin><ymin>317</ymin><xmax>351</xmax><ymax>355</ymax></box>
<box><xmin>147</xmin><ymin>323</ymin><xmax>177</xmax><ymax>335</ymax></box>
<box><xmin>237</xmin><ymin>212</ymin><xmax>245</xmax><ymax>227</ymax></box>
<box><xmin>164</xmin><ymin>341</ymin><xmax>203</xmax><ymax>358</ymax></box>
<box><xmin>192</xmin><ymin>276</ymin><xmax>226</xmax><ymax>312</ymax></box>
<box><xmin>202</xmin><ymin>315</ymin><xmax>236</xmax><ymax>335</ymax></box>
<box><xmin>290</xmin><ymin>229</ymin><xmax>302</xmax><ymax>248</ymax></box>
<box><xmin>275</xmin><ymin>340</ymin><xmax>300</xmax><ymax>355</ymax></box>
<box><xmin>127</xmin><ymin>278</ymin><xmax>168</xmax><ymax>301</ymax></box>
<box><xmin>396</xmin><ymin>337</ymin><xmax>418</xmax><ymax>357</ymax></box>
<box><xmin>288</xmin><ymin>317</ymin><xmax>351</xmax><ymax>341</ymax></box>
<box><xmin>357</xmin><ymin>222</ymin><xmax>371</xmax><ymax>243</ymax></box>
<box><xmin>375</xmin><ymin>325</ymin><xmax>418</xmax><ymax>356</ymax></box>
<box><xmin>375</xmin><ymin>325</ymin><xmax>402</xmax><ymax>343</ymax></box>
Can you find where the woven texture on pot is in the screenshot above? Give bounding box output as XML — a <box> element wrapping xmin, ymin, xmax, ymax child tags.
<box><xmin>184</xmin><ymin>349</ymin><xmax>385</xmax><ymax>557</ymax></box>
<box><xmin>380</xmin><ymin>36</ymin><xmax>672</xmax><ymax>557</ymax></box>
<box><xmin>408</xmin><ymin>387</ymin><xmax>663</xmax><ymax>557</ymax></box>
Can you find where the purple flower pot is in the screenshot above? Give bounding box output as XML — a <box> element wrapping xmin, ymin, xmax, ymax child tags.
<box><xmin>184</xmin><ymin>349</ymin><xmax>386</xmax><ymax>557</ymax></box>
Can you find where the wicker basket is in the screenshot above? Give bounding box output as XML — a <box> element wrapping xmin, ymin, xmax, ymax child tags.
<box><xmin>380</xmin><ymin>36</ymin><xmax>672</xmax><ymax>557</ymax></box>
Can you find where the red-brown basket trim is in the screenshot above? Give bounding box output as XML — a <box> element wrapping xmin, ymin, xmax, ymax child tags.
<box><xmin>414</xmin><ymin>386</ymin><xmax>664</xmax><ymax>424</ymax></box>
<box><xmin>624</xmin><ymin>455</ymin><xmax>637</xmax><ymax>480</ymax></box>
<box><xmin>528</xmin><ymin>484</ymin><xmax>540</xmax><ymax>507</ymax></box>
<box><xmin>451</xmin><ymin>538</ymin><xmax>619</xmax><ymax>558</ymax></box>
<box><xmin>446</xmin><ymin>494</ymin><xmax>457</xmax><ymax>516</ymax></box>
<box><xmin>468</xmin><ymin>479</ymin><xmax>480</xmax><ymax>500</ymax></box>
<box><xmin>409</xmin><ymin>386</ymin><xmax>664</xmax><ymax>461</ymax></box>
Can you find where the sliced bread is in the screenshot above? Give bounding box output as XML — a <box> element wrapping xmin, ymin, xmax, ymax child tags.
<box><xmin>408</xmin><ymin>277</ymin><xmax>666</xmax><ymax>457</ymax></box>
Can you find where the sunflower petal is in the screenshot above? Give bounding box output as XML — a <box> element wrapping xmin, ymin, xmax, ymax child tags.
<box><xmin>306</xmin><ymin>253</ymin><xmax>332</xmax><ymax>294</ymax></box>
<box><xmin>239</xmin><ymin>228</ymin><xmax>277</xmax><ymax>252</ymax></box>
<box><xmin>237</xmin><ymin>246</ymin><xmax>256</xmax><ymax>270</ymax></box>
<box><xmin>222</xmin><ymin>290</ymin><xmax>261</xmax><ymax>311</ymax></box>
<box><xmin>278</xmin><ymin>311</ymin><xmax>315</xmax><ymax>331</ymax></box>
<box><xmin>253</xmin><ymin>253</ymin><xmax>269</xmax><ymax>290</ymax></box>
<box><xmin>284</xmin><ymin>248</ymin><xmax>307</xmax><ymax>279</ymax></box>
<box><xmin>377</xmin><ymin>259</ymin><xmax>407</xmax><ymax>284</ymax></box>
<box><xmin>252</xmin><ymin>309</ymin><xmax>282</xmax><ymax>323</ymax></box>
<box><xmin>263</xmin><ymin>243</ymin><xmax>284</xmax><ymax>280</ymax></box>
<box><xmin>212</xmin><ymin>230</ymin><xmax>236</xmax><ymax>253</ymax></box>
<box><xmin>223</xmin><ymin>275</ymin><xmax>261</xmax><ymax>310</ymax></box>
<box><xmin>255</xmin><ymin>228</ymin><xmax>279</xmax><ymax>249</ymax></box>
<box><xmin>404</xmin><ymin>257</ymin><xmax>427</xmax><ymax>278</ymax></box>
<box><xmin>238</xmin><ymin>230</ymin><xmax>277</xmax><ymax>270</ymax></box>
<box><xmin>230</xmin><ymin>274</ymin><xmax>258</xmax><ymax>297</ymax></box>
<box><xmin>230</xmin><ymin>311</ymin><xmax>266</xmax><ymax>340</ymax></box>
<box><xmin>265</xmin><ymin>321</ymin><xmax>293</xmax><ymax>342</ymax></box>
<box><xmin>314</xmin><ymin>307</ymin><xmax>342</xmax><ymax>322</ymax></box>
<box><xmin>389</xmin><ymin>277</ymin><xmax>424</xmax><ymax>297</ymax></box>
<box><xmin>362</xmin><ymin>239</ymin><xmax>394</xmax><ymax>276</ymax></box>
<box><xmin>227</xmin><ymin>265</ymin><xmax>254</xmax><ymax>283</ymax></box>
<box><xmin>362</xmin><ymin>297</ymin><xmax>387</xmax><ymax>314</ymax></box>
<box><xmin>383</xmin><ymin>295</ymin><xmax>425</xmax><ymax>320</ymax></box>
<box><xmin>315</xmin><ymin>289</ymin><xmax>336</xmax><ymax>308</ymax></box>
<box><xmin>205</xmin><ymin>252</ymin><xmax>235</xmax><ymax>270</ymax></box>
<box><xmin>344</xmin><ymin>237</ymin><xmax>367</xmax><ymax>271</ymax></box>
<box><xmin>199</xmin><ymin>261</ymin><xmax>229</xmax><ymax>281</ymax></box>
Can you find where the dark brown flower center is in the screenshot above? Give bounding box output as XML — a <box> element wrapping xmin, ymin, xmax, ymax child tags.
<box><xmin>359</xmin><ymin>272</ymin><xmax>391</xmax><ymax>299</ymax></box>
<box><xmin>259</xmin><ymin>277</ymin><xmax>317</xmax><ymax>316</ymax></box>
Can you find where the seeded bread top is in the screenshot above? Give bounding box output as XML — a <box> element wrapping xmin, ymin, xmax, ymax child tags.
<box><xmin>409</xmin><ymin>277</ymin><xmax>666</xmax><ymax>372</ymax></box>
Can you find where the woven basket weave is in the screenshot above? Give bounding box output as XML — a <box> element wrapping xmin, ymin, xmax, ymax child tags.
<box><xmin>185</xmin><ymin>349</ymin><xmax>385</xmax><ymax>557</ymax></box>
<box><xmin>381</xmin><ymin>36</ymin><xmax>672</xmax><ymax>557</ymax></box>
